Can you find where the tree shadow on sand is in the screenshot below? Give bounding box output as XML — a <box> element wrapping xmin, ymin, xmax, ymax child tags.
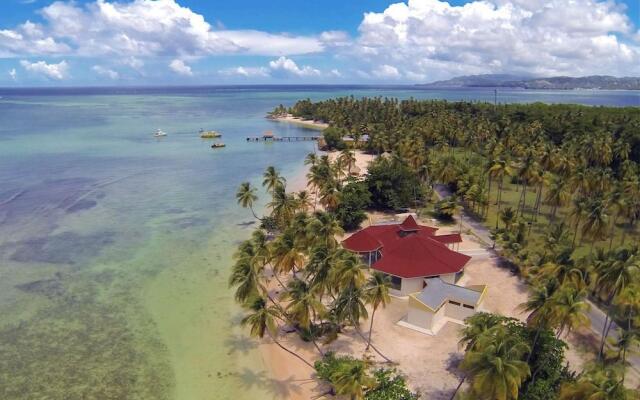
<box><xmin>224</xmin><ymin>334</ymin><xmax>258</xmax><ymax>355</ymax></box>
<box><xmin>234</xmin><ymin>367</ymin><xmax>322</xmax><ymax>399</ymax></box>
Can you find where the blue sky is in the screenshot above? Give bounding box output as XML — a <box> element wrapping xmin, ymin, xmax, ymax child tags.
<box><xmin>1</xmin><ymin>0</ymin><xmax>639</xmax><ymax>86</ymax></box>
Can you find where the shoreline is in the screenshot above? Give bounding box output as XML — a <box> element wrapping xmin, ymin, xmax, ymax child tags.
<box><xmin>269</xmin><ymin>114</ymin><xmax>329</xmax><ymax>130</ymax></box>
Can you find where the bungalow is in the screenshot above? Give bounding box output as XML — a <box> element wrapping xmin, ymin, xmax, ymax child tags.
<box><xmin>342</xmin><ymin>215</ymin><xmax>469</xmax><ymax>296</ymax></box>
<box><xmin>342</xmin><ymin>215</ymin><xmax>486</xmax><ymax>334</ymax></box>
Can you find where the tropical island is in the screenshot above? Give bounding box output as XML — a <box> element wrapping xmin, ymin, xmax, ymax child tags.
<box><xmin>232</xmin><ymin>98</ymin><xmax>640</xmax><ymax>399</ymax></box>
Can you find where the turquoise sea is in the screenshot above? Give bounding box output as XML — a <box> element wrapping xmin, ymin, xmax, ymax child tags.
<box><xmin>0</xmin><ymin>86</ymin><xmax>637</xmax><ymax>399</ymax></box>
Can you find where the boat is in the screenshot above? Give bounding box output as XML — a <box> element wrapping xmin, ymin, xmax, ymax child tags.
<box><xmin>211</xmin><ymin>143</ymin><xmax>226</xmax><ymax>148</ymax></box>
<box><xmin>200</xmin><ymin>129</ymin><xmax>221</xmax><ymax>138</ymax></box>
<box><xmin>153</xmin><ymin>129</ymin><xmax>167</xmax><ymax>137</ymax></box>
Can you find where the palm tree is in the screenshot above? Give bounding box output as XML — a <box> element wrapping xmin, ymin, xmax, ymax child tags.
<box><xmin>613</xmin><ymin>284</ymin><xmax>640</xmax><ymax>377</ymax></box>
<box><xmin>296</xmin><ymin>190</ymin><xmax>313</xmax><ymax>213</ymax></box>
<box><xmin>543</xmin><ymin>173</ymin><xmax>570</xmax><ymax>220</ymax></box>
<box><xmin>460</xmin><ymin>325</ymin><xmax>530</xmax><ymax>400</ymax></box>
<box><xmin>268</xmin><ymin>185</ymin><xmax>297</xmax><ymax>228</ymax></box>
<box><xmin>518</xmin><ymin>278</ymin><xmax>559</xmax><ymax>361</ymax></box>
<box><xmin>515</xmin><ymin>150</ymin><xmax>539</xmax><ymax>217</ymax></box>
<box><xmin>263</xmin><ymin>166</ymin><xmax>286</xmax><ymax>194</ymax></box>
<box><xmin>594</xmin><ymin>247</ymin><xmax>640</xmax><ymax>361</ymax></box>
<box><xmin>241</xmin><ymin>296</ymin><xmax>313</xmax><ymax>368</ymax></box>
<box><xmin>488</xmin><ymin>158</ymin><xmax>513</xmax><ymax>225</ymax></box>
<box><xmin>307</xmin><ymin>211</ymin><xmax>344</xmax><ymax>249</ymax></box>
<box><xmin>559</xmin><ymin>365</ymin><xmax>635</xmax><ymax>400</ymax></box>
<box><xmin>236</xmin><ymin>182</ymin><xmax>259</xmax><ymax>219</ymax></box>
<box><xmin>271</xmin><ymin>230</ymin><xmax>304</xmax><ymax>278</ymax></box>
<box><xmin>330</xmin><ymin>359</ymin><xmax>376</xmax><ymax>400</ymax></box>
<box><xmin>452</xmin><ymin>313</ymin><xmax>506</xmax><ymax>399</ymax></box>
<box><xmin>281</xmin><ymin>278</ymin><xmax>326</xmax><ymax>355</ymax></box>
<box><xmin>499</xmin><ymin>207</ymin><xmax>516</xmax><ymax>231</ymax></box>
<box><xmin>363</xmin><ymin>272</ymin><xmax>391</xmax><ymax>351</ymax></box>
<box><xmin>609</xmin><ymin>327</ymin><xmax>639</xmax><ymax>375</ymax></box>
<box><xmin>581</xmin><ymin>194</ymin><xmax>609</xmax><ymax>253</ymax></box>
<box><xmin>547</xmin><ymin>284</ymin><xmax>591</xmax><ymax>339</ymax></box>
<box><xmin>339</xmin><ymin>149</ymin><xmax>357</xmax><ymax>176</ymax></box>
<box><xmin>569</xmin><ymin>197</ymin><xmax>587</xmax><ymax>248</ymax></box>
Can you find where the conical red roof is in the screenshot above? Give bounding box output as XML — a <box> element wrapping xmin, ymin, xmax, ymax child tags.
<box><xmin>400</xmin><ymin>215</ymin><xmax>420</xmax><ymax>231</ymax></box>
<box><xmin>372</xmin><ymin>235</ymin><xmax>470</xmax><ymax>278</ymax></box>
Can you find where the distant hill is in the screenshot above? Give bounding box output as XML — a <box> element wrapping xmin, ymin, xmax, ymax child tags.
<box><xmin>418</xmin><ymin>74</ymin><xmax>640</xmax><ymax>90</ymax></box>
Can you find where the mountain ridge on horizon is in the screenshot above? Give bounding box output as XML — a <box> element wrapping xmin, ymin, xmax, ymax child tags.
<box><xmin>418</xmin><ymin>74</ymin><xmax>640</xmax><ymax>90</ymax></box>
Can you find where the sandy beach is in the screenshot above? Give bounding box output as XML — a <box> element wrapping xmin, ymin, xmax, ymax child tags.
<box><xmin>271</xmin><ymin>114</ymin><xmax>330</xmax><ymax>130</ymax></box>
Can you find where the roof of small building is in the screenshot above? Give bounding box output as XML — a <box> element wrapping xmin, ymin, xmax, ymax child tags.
<box><xmin>413</xmin><ymin>277</ymin><xmax>485</xmax><ymax>311</ymax></box>
<box><xmin>342</xmin><ymin>216</ymin><xmax>468</xmax><ymax>278</ymax></box>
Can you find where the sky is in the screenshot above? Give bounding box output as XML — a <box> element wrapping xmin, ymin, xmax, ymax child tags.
<box><xmin>0</xmin><ymin>0</ymin><xmax>638</xmax><ymax>86</ymax></box>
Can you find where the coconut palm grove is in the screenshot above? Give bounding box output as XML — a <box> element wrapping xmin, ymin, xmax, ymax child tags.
<box><xmin>231</xmin><ymin>98</ymin><xmax>640</xmax><ymax>399</ymax></box>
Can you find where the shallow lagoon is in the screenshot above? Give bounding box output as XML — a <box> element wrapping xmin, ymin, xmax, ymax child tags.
<box><xmin>0</xmin><ymin>86</ymin><xmax>637</xmax><ymax>399</ymax></box>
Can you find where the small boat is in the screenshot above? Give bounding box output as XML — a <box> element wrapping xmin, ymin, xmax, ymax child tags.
<box><xmin>211</xmin><ymin>143</ymin><xmax>226</xmax><ymax>149</ymax></box>
<box><xmin>200</xmin><ymin>129</ymin><xmax>221</xmax><ymax>138</ymax></box>
<box><xmin>153</xmin><ymin>129</ymin><xmax>167</xmax><ymax>137</ymax></box>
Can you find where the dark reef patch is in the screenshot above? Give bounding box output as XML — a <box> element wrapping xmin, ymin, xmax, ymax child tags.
<box><xmin>16</xmin><ymin>277</ymin><xmax>66</xmax><ymax>299</ymax></box>
<box><xmin>7</xmin><ymin>231</ymin><xmax>115</xmax><ymax>265</ymax></box>
<box><xmin>0</xmin><ymin>273</ymin><xmax>174</xmax><ymax>399</ymax></box>
<box><xmin>66</xmin><ymin>199</ymin><xmax>97</xmax><ymax>213</ymax></box>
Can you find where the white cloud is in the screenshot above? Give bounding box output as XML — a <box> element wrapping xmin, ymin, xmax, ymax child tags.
<box><xmin>169</xmin><ymin>59</ymin><xmax>193</xmax><ymax>76</ymax></box>
<box><xmin>330</xmin><ymin>68</ymin><xmax>342</xmax><ymax>77</ymax></box>
<box><xmin>268</xmin><ymin>56</ymin><xmax>320</xmax><ymax>77</ymax></box>
<box><xmin>356</xmin><ymin>0</ymin><xmax>640</xmax><ymax>79</ymax></box>
<box><xmin>0</xmin><ymin>0</ymin><xmax>324</xmax><ymax>58</ymax></box>
<box><xmin>372</xmin><ymin>64</ymin><xmax>400</xmax><ymax>79</ymax></box>
<box><xmin>19</xmin><ymin>59</ymin><xmax>69</xmax><ymax>80</ymax></box>
<box><xmin>220</xmin><ymin>66</ymin><xmax>270</xmax><ymax>77</ymax></box>
<box><xmin>9</xmin><ymin>68</ymin><xmax>17</xmax><ymax>80</ymax></box>
<box><xmin>92</xmin><ymin>65</ymin><xmax>119</xmax><ymax>79</ymax></box>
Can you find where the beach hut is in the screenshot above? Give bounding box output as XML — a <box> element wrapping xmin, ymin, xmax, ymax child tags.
<box><xmin>401</xmin><ymin>278</ymin><xmax>486</xmax><ymax>335</ymax></box>
<box><xmin>263</xmin><ymin>131</ymin><xmax>275</xmax><ymax>140</ymax></box>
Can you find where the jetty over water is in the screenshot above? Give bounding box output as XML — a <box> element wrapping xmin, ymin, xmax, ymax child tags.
<box><xmin>246</xmin><ymin>136</ymin><xmax>320</xmax><ymax>142</ymax></box>
<box><xmin>247</xmin><ymin>130</ymin><xmax>320</xmax><ymax>142</ymax></box>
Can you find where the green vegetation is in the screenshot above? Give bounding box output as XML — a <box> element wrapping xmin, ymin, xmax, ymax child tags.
<box><xmin>336</xmin><ymin>179</ymin><xmax>371</xmax><ymax>231</ymax></box>
<box><xmin>315</xmin><ymin>353</ymin><xmax>418</xmax><ymax>400</ymax></box>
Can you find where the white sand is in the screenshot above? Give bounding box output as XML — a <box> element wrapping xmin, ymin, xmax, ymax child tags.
<box><xmin>272</xmin><ymin>114</ymin><xmax>329</xmax><ymax>130</ymax></box>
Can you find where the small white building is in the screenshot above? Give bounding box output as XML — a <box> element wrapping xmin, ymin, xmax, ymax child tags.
<box><xmin>401</xmin><ymin>278</ymin><xmax>487</xmax><ymax>335</ymax></box>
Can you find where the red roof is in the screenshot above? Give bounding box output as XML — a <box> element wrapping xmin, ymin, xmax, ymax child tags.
<box><xmin>373</xmin><ymin>235</ymin><xmax>471</xmax><ymax>278</ymax></box>
<box><xmin>432</xmin><ymin>233</ymin><xmax>463</xmax><ymax>244</ymax></box>
<box><xmin>400</xmin><ymin>215</ymin><xmax>420</xmax><ymax>231</ymax></box>
<box><xmin>342</xmin><ymin>216</ymin><xmax>468</xmax><ymax>278</ymax></box>
<box><xmin>342</xmin><ymin>230</ymin><xmax>381</xmax><ymax>252</ymax></box>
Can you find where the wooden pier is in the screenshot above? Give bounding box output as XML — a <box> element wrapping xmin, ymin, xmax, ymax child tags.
<box><xmin>246</xmin><ymin>136</ymin><xmax>320</xmax><ymax>142</ymax></box>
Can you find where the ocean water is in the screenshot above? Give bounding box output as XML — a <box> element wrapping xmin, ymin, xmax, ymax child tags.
<box><xmin>0</xmin><ymin>86</ymin><xmax>637</xmax><ymax>400</ymax></box>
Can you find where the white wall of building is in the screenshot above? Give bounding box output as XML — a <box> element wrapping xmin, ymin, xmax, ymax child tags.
<box><xmin>400</xmin><ymin>277</ymin><xmax>424</xmax><ymax>296</ymax></box>
<box><xmin>444</xmin><ymin>301</ymin><xmax>476</xmax><ymax>322</ymax></box>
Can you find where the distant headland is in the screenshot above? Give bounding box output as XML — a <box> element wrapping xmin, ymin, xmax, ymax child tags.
<box><xmin>417</xmin><ymin>74</ymin><xmax>640</xmax><ymax>90</ymax></box>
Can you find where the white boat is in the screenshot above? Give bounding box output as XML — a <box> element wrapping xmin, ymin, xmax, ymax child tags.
<box><xmin>153</xmin><ymin>129</ymin><xmax>167</xmax><ymax>137</ymax></box>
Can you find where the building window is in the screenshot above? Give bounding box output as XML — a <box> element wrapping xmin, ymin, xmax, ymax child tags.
<box><xmin>390</xmin><ymin>275</ymin><xmax>402</xmax><ymax>290</ymax></box>
<box><xmin>449</xmin><ymin>301</ymin><xmax>461</xmax><ymax>306</ymax></box>
<box><xmin>463</xmin><ymin>304</ymin><xmax>474</xmax><ymax>309</ymax></box>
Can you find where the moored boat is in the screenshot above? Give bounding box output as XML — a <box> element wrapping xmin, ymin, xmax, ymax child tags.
<box><xmin>200</xmin><ymin>129</ymin><xmax>221</xmax><ymax>138</ymax></box>
<box><xmin>211</xmin><ymin>143</ymin><xmax>226</xmax><ymax>148</ymax></box>
<box><xmin>153</xmin><ymin>129</ymin><xmax>167</xmax><ymax>137</ymax></box>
